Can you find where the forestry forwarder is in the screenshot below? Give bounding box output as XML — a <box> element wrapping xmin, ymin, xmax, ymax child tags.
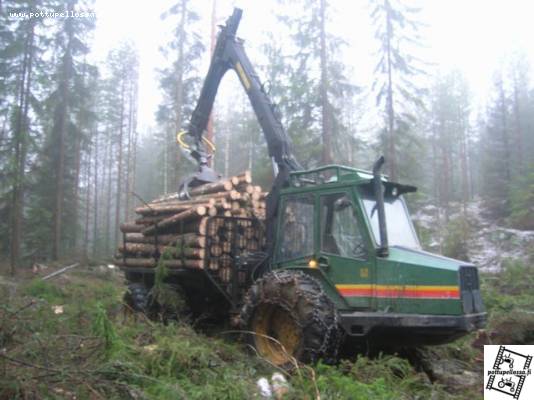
<box><xmin>121</xmin><ymin>8</ymin><xmax>486</xmax><ymax>367</ymax></box>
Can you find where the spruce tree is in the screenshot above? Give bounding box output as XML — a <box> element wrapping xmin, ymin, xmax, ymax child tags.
<box><xmin>158</xmin><ymin>0</ymin><xmax>204</xmax><ymax>190</ymax></box>
<box><xmin>428</xmin><ymin>70</ymin><xmax>472</xmax><ymax>216</ymax></box>
<box><xmin>267</xmin><ymin>0</ymin><xmax>357</xmax><ymax>168</ymax></box>
<box><xmin>369</xmin><ymin>0</ymin><xmax>427</xmax><ymax>180</ymax></box>
<box><xmin>30</xmin><ymin>0</ymin><xmax>95</xmax><ymax>260</ymax></box>
<box><xmin>0</xmin><ymin>0</ymin><xmax>53</xmax><ymax>270</ymax></box>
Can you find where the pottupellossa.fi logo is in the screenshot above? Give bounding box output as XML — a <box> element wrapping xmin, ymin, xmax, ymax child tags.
<box><xmin>485</xmin><ymin>345</ymin><xmax>533</xmax><ymax>399</ymax></box>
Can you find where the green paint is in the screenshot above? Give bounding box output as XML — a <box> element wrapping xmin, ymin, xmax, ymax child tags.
<box><xmin>272</xmin><ymin>165</ymin><xmax>480</xmax><ymax>318</ymax></box>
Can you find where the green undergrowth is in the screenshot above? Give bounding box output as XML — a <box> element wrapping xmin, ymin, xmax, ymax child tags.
<box><xmin>288</xmin><ymin>356</ymin><xmax>443</xmax><ymax>400</ymax></box>
<box><xmin>0</xmin><ymin>268</ymin><xmax>442</xmax><ymax>399</ymax></box>
<box><xmin>480</xmin><ymin>259</ymin><xmax>534</xmax><ymax>345</ymax></box>
<box><xmin>1</xmin><ymin>260</ymin><xmax>532</xmax><ymax>399</ymax></box>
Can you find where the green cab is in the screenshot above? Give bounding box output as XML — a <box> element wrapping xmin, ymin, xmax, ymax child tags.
<box><xmin>272</xmin><ymin>165</ymin><xmax>486</xmax><ymax>345</ymax></box>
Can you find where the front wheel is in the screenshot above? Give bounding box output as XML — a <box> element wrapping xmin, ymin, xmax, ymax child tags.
<box><xmin>240</xmin><ymin>270</ymin><xmax>341</xmax><ymax>368</ymax></box>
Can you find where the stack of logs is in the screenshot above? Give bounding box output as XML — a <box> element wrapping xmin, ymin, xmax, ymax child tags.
<box><xmin>115</xmin><ymin>171</ymin><xmax>267</xmax><ymax>282</ymax></box>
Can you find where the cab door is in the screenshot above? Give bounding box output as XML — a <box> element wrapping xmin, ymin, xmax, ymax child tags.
<box><xmin>318</xmin><ymin>190</ymin><xmax>375</xmax><ymax>310</ymax></box>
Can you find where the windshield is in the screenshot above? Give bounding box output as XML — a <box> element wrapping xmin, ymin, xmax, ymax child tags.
<box><xmin>358</xmin><ymin>184</ymin><xmax>420</xmax><ymax>249</ymax></box>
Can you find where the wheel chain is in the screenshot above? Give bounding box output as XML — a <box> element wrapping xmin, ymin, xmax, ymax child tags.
<box><xmin>240</xmin><ymin>269</ymin><xmax>342</xmax><ymax>363</ymax></box>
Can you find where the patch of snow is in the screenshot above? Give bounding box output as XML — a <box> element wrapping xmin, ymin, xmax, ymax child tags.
<box><xmin>412</xmin><ymin>198</ymin><xmax>533</xmax><ymax>273</ymax></box>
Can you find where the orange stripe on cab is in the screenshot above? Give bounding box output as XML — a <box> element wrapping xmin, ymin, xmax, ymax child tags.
<box><xmin>336</xmin><ymin>284</ymin><xmax>460</xmax><ymax>299</ymax></box>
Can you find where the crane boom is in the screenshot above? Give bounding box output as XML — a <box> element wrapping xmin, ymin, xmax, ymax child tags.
<box><xmin>185</xmin><ymin>8</ymin><xmax>300</xmax><ymax>187</ymax></box>
<box><xmin>180</xmin><ymin>8</ymin><xmax>302</xmax><ymax>270</ymax></box>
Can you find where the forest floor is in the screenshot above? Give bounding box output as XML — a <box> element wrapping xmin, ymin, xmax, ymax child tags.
<box><xmin>1</xmin><ymin>260</ymin><xmax>533</xmax><ymax>399</ymax></box>
<box><xmin>1</xmin><ymin>201</ymin><xmax>533</xmax><ymax>399</ymax></box>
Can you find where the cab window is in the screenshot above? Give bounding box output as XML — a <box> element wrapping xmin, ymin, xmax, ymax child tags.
<box><xmin>277</xmin><ymin>194</ymin><xmax>314</xmax><ymax>260</ymax></box>
<box><xmin>320</xmin><ymin>192</ymin><xmax>367</xmax><ymax>259</ymax></box>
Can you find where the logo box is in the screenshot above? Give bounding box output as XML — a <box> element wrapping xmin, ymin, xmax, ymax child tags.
<box><xmin>484</xmin><ymin>345</ymin><xmax>533</xmax><ymax>399</ymax></box>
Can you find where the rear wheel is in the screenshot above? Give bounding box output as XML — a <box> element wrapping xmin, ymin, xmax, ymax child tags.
<box><xmin>240</xmin><ymin>270</ymin><xmax>341</xmax><ymax>368</ymax></box>
<box><xmin>123</xmin><ymin>282</ymin><xmax>156</xmax><ymax>321</ymax></box>
<box><xmin>123</xmin><ymin>283</ymin><xmax>150</xmax><ymax>313</ymax></box>
<box><xmin>124</xmin><ymin>282</ymin><xmax>188</xmax><ymax>322</ymax></box>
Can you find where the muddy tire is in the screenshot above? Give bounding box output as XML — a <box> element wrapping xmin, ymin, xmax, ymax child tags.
<box><xmin>240</xmin><ymin>270</ymin><xmax>341</xmax><ymax>368</ymax></box>
<box><xmin>123</xmin><ymin>283</ymin><xmax>151</xmax><ymax>313</ymax></box>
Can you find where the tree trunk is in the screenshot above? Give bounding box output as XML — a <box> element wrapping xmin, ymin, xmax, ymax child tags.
<box><xmin>130</xmin><ymin>83</ymin><xmax>139</xmax><ymax>220</ymax></box>
<box><xmin>53</xmin><ymin>96</ymin><xmax>67</xmax><ymax>259</ymax></box>
<box><xmin>83</xmin><ymin>144</ymin><xmax>92</xmax><ymax>261</ymax></box>
<box><xmin>53</xmin><ymin>19</ymin><xmax>74</xmax><ymax>260</ymax></box>
<box><xmin>385</xmin><ymin>0</ymin><xmax>396</xmax><ymax>180</ymax></box>
<box><xmin>431</xmin><ymin>126</ymin><xmax>439</xmax><ymax>202</ymax></box>
<box><xmin>512</xmin><ymin>80</ymin><xmax>524</xmax><ymax>174</ymax></box>
<box><xmin>141</xmin><ymin>217</ymin><xmax>208</xmax><ymax>236</ymax></box>
<box><xmin>173</xmin><ymin>0</ymin><xmax>186</xmax><ymax>187</ymax></box>
<box><xmin>124</xmin><ymin>232</ymin><xmax>206</xmax><ymax>247</ymax></box>
<box><xmin>10</xmin><ymin>19</ymin><xmax>35</xmax><ymax>273</ymax></box>
<box><xmin>187</xmin><ymin>179</ymin><xmax>232</xmax><ymax>197</ymax></box>
<box><xmin>72</xmin><ymin>119</ymin><xmax>82</xmax><ymax>252</ymax></box>
<box><xmin>119</xmin><ymin>243</ymin><xmax>205</xmax><ymax>259</ymax></box>
<box><xmin>125</xmin><ymin>80</ymin><xmax>134</xmax><ymax>221</ymax></box>
<box><xmin>105</xmin><ymin>130</ymin><xmax>113</xmax><ymax>255</ymax></box>
<box><xmin>163</xmin><ymin>123</ymin><xmax>168</xmax><ymax>194</ymax></box>
<box><xmin>136</xmin><ymin>198</ymin><xmax>216</xmax><ymax>215</ymax></box>
<box><xmin>72</xmin><ymin>61</ymin><xmax>89</xmax><ymax>254</ymax></box>
<box><xmin>441</xmin><ymin>123</ymin><xmax>450</xmax><ymax>221</ymax></box>
<box><xmin>92</xmin><ymin>129</ymin><xmax>99</xmax><ymax>258</ymax></box>
<box><xmin>498</xmin><ymin>78</ymin><xmax>510</xmax><ymax>182</ymax></box>
<box><xmin>114</xmin><ymin>257</ymin><xmax>203</xmax><ymax>269</ymax></box>
<box><xmin>206</xmin><ymin>0</ymin><xmax>216</xmax><ymax>167</ymax></box>
<box><xmin>115</xmin><ymin>78</ymin><xmax>126</xmax><ymax>247</ymax></box>
<box><xmin>459</xmin><ymin>105</ymin><xmax>469</xmax><ymax>213</ymax></box>
<box><xmin>224</xmin><ymin>128</ymin><xmax>230</xmax><ymax>177</ymax></box>
<box><xmin>319</xmin><ymin>0</ymin><xmax>332</xmax><ymax>165</ymax></box>
<box><xmin>142</xmin><ymin>205</ymin><xmax>208</xmax><ymax>235</ymax></box>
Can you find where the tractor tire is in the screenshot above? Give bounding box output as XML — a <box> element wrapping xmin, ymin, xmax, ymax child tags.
<box><xmin>124</xmin><ymin>282</ymin><xmax>189</xmax><ymax>323</ymax></box>
<box><xmin>240</xmin><ymin>270</ymin><xmax>341</xmax><ymax>368</ymax></box>
<box><xmin>123</xmin><ymin>283</ymin><xmax>151</xmax><ymax>313</ymax></box>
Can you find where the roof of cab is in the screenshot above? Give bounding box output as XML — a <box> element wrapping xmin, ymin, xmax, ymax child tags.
<box><xmin>288</xmin><ymin>164</ymin><xmax>387</xmax><ymax>188</ymax></box>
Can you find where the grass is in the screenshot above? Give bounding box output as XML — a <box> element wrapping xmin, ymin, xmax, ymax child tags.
<box><xmin>1</xmin><ymin>259</ymin><xmax>532</xmax><ymax>399</ymax></box>
<box><xmin>479</xmin><ymin>259</ymin><xmax>534</xmax><ymax>345</ymax></box>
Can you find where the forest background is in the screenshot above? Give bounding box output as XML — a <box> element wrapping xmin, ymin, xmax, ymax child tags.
<box><xmin>1</xmin><ymin>0</ymin><xmax>533</xmax><ymax>272</ymax></box>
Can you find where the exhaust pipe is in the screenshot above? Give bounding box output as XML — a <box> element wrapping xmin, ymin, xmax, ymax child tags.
<box><xmin>372</xmin><ymin>156</ymin><xmax>388</xmax><ymax>257</ymax></box>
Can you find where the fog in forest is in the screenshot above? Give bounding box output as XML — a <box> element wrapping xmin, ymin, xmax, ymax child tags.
<box><xmin>1</xmin><ymin>0</ymin><xmax>533</xmax><ymax>269</ymax></box>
